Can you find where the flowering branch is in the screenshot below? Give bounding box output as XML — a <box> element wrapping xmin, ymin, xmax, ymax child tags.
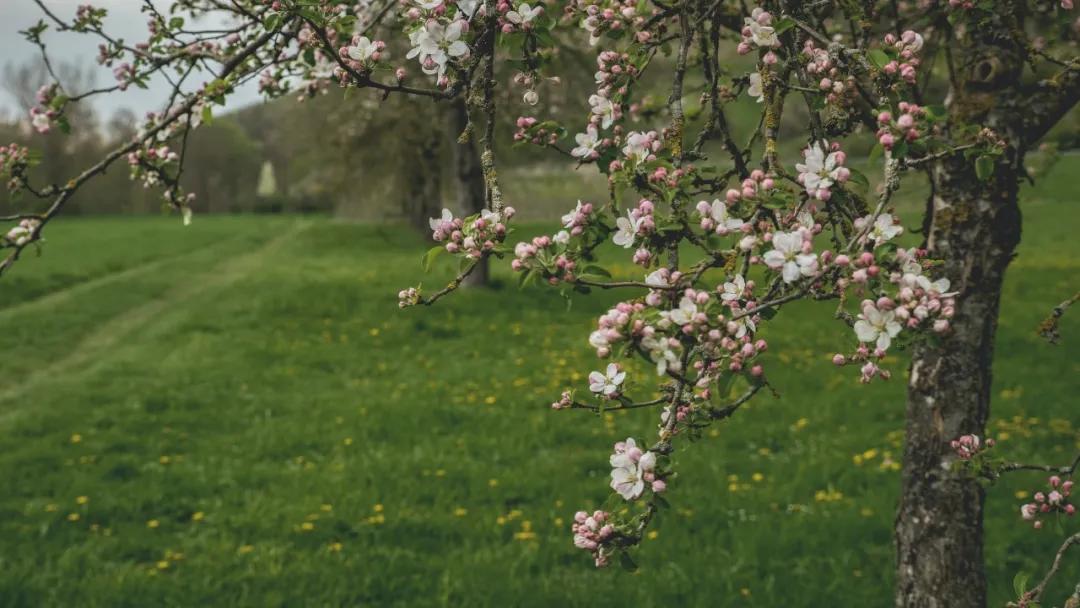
<box><xmin>1001</xmin><ymin>453</ymin><xmax>1080</xmax><ymax>476</ymax></box>
<box><xmin>1009</xmin><ymin>533</ymin><xmax>1080</xmax><ymax>608</ymax></box>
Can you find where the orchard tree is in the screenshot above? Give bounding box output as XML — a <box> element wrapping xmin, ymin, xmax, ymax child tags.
<box><xmin>4</xmin><ymin>1</ymin><xmax>1079</xmax><ymax>606</ymax></box>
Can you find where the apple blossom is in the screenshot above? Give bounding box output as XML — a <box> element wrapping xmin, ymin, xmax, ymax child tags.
<box><xmin>588</xmin><ymin>363</ymin><xmax>626</xmax><ymax>397</ymax></box>
<box><xmin>763</xmin><ymin>231</ymin><xmax>818</xmax><ymax>283</ymax></box>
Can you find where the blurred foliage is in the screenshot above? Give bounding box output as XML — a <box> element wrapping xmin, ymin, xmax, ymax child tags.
<box><xmin>1</xmin><ymin>47</ymin><xmax>1077</xmax><ymax>222</ymax></box>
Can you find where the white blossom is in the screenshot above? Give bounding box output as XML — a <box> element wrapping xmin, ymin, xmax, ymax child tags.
<box><xmin>642</xmin><ymin>335</ymin><xmax>680</xmax><ymax>376</ymax></box>
<box><xmin>744</xmin><ymin>11</ymin><xmax>779</xmax><ymax>47</ymax></box>
<box><xmin>747</xmin><ymin>71</ymin><xmax>764</xmax><ymax>103</ymax></box>
<box><xmin>588</xmin><ymin>363</ymin><xmax>626</xmax><ymax>396</ymax></box>
<box><xmin>644</xmin><ymin>270</ymin><xmax>669</xmax><ymax>288</ymax></box>
<box><xmin>456</xmin><ymin>0</ymin><xmax>480</xmax><ymax>18</ymax></box>
<box><xmin>721</xmin><ymin>275</ymin><xmax>746</xmax><ymax>303</ymax></box>
<box><xmin>346</xmin><ymin>36</ymin><xmax>377</xmax><ymax>62</ymax></box>
<box><xmin>854</xmin><ymin>303</ymin><xmax>902</xmax><ymax>351</ymax></box>
<box><xmin>612</xmin><ymin>211</ymin><xmax>642</xmax><ymax>248</ymax></box>
<box><xmin>867</xmin><ymin>214</ymin><xmax>903</xmax><ymax>245</ymax></box>
<box><xmin>571</xmin><ymin>125</ymin><xmax>601</xmax><ymax>160</ymax></box>
<box><xmin>589</xmin><ymin>94</ymin><xmax>616</xmax><ymax>129</ymax></box>
<box><xmin>407</xmin><ymin>20</ymin><xmax>469</xmax><ymax>80</ymax></box>
<box><xmin>621</xmin><ymin>131</ymin><xmax>651</xmax><ymax>164</ymax></box>
<box><xmin>796</xmin><ymin>141</ymin><xmax>844</xmax><ymax>197</ymax></box>
<box><xmin>662</xmin><ymin>296</ymin><xmax>698</xmax><ymax>326</ymax></box>
<box><xmin>610</xmin><ymin>438</ymin><xmax>657</xmax><ymax>501</ymax></box>
<box><xmin>763</xmin><ymin>231</ymin><xmax>818</xmax><ymax>283</ymax></box>
<box><xmin>429</xmin><ymin>208</ymin><xmax>454</xmax><ymax>232</ymax></box>
<box><xmin>561</xmin><ymin>200</ymin><xmax>586</xmax><ymax>228</ymax></box>
<box><xmin>707</xmin><ymin>199</ymin><xmax>745</xmax><ymax>233</ymax></box>
<box><xmin>506</xmin><ymin>3</ymin><xmax>542</xmax><ymax>26</ymax></box>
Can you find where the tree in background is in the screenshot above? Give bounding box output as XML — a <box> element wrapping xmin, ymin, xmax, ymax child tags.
<box><xmin>3</xmin><ymin>1</ymin><xmax>1079</xmax><ymax>606</ymax></box>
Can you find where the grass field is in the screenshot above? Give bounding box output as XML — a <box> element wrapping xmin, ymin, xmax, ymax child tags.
<box><xmin>0</xmin><ymin>162</ymin><xmax>1077</xmax><ymax>607</ymax></box>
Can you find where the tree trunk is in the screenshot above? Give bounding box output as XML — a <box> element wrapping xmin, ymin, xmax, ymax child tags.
<box><xmin>401</xmin><ymin>117</ymin><xmax>442</xmax><ymax>233</ymax></box>
<box><xmin>892</xmin><ymin>6</ymin><xmax>1034</xmax><ymax>604</ymax></box>
<box><xmin>895</xmin><ymin>151</ymin><xmax>1022</xmax><ymax>608</ymax></box>
<box><xmin>448</xmin><ymin>98</ymin><xmax>489</xmax><ymax>287</ymax></box>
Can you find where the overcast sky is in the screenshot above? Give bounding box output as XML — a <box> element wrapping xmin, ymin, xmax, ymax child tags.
<box><xmin>0</xmin><ymin>0</ymin><xmax>262</xmax><ymax>124</ymax></box>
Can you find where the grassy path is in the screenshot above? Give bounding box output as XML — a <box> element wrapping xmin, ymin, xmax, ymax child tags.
<box><xmin>0</xmin><ymin>221</ymin><xmax>307</xmax><ymax>409</ymax></box>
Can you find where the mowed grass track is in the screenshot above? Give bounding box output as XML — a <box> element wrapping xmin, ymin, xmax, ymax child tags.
<box><xmin>0</xmin><ymin>169</ymin><xmax>1077</xmax><ymax>607</ymax></box>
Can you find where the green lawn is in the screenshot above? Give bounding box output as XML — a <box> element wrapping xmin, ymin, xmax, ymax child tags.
<box><xmin>0</xmin><ymin>164</ymin><xmax>1076</xmax><ymax>606</ymax></box>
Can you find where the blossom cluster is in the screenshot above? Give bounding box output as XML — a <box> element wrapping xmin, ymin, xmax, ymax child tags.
<box><xmin>570</xmin><ymin>0</ymin><xmax>652</xmax><ymax>46</ymax></box>
<box><xmin>72</xmin><ymin>4</ymin><xmax>106</xmax><ymax>31</ymax></box>
<box><xmin>406</xmin><ymin>18</ymin><xmax>470</xmax><ymax>83</ymax></box>
<box><xmin>560</xmin><ymin>200</ymin><xmax>596</xmax><ymax>235</ymax></box>
<box><xmin>512</xmin><ymin>116</ymin><xmax>559</xmax><ymax>146</ymax></box>
<box><xmin>832</xmin><ymin>246</ymin><xmax>955</xmax><ymax>381</ymax></box>
<box><xmin>595</xmin><ymin>50</ymin><xmax>640</xmax><ymax>91</ymax></box>
<box><xmin>126</xmin><ymin>144</ymin><xmax>180</xmax><ymax>189</ymax></box>
<box><xmin>617</xmin><ymin>130</ymin><xmax>661</xmax><ymax>167</ymax></box>
<box><xmin>3</xmin><ymin>218</ymin><xmax>40</xmax><ymax>248</ymax></box>
<box><xmin>950</xmin><ymin>434</ymin><xmax>995</xmax><ymax>460</ymax></box>
<box><xmin>876</xmin><ymin>103</ymin><xmax>927</xmax><ymax>151</ymax></box>
<box><xmin>802</xmin><ymin>40</ymin><xmax>852</xmax><ymax>104</ymax></box>
<box><xmin>0</xmin><ymin>143</ymin><xmax>33</xmax><ymax>192</ymax></box>
<box><xmin>1020</xmin><ymin>476</ymin><xmax>1076</xmax><ymax>529</ymax></box>
<box><xmin>29</xmin><ymin>84</ymin><xmax>61</xmax><ymax>134</ymax></box>
<box><xmin>397</xmin><ymin>287</ymin><xmax>421</xmax><ymax>308</ymax></box>
<box><xmin>738</xmin><ymin>8</ymin><xmax>779</xmax><ymax>54</ymax></box>
<box><xmin>696</xmin><ymin>197</ymin><xmax>746</xmax><ymax>236</ymax></box>
<box><xmin>429</xmin><ymin>206</ymin><xmax>511</xmax><ymax>258</ymax></box>
<box><xmin>339</xmin><ymin>35</ymin><xmax>387</xmax><ymax>72</ymax></box>
<box><xmin>881</xmin><ymin>31</ymin><xmax>924</xmax><ymax>85</ymax></box>
<box><xmin>571</xmin><ymin>510</ymin><xmax>615</xmax><ymax>567</ymax></box>
<box><xmin>510</xmin><ymin>202</ymin><xmax>597</xmax><ymax>280</ymax></box>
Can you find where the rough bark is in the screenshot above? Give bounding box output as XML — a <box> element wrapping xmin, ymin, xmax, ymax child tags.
<box><xmin>448</xmin><ymin>98</ymin><xmax>489</xmax><ymax>287</ymax></box>
<box><xmin>896</xmin><ymin>153</ymin><xmax>1022</xmax><ymax>608</ymax></box>
<box><xmin>895</xmin><ymin>8</ymin><xmax>1028</xmax><ymax>606</ymax></box>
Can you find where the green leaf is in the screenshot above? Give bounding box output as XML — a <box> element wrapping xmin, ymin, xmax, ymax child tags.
<box><xmin>773</xmin><ymin>17</ymin><xmax>795</xmax><ymax>34</ymax></box>
<box><xmin>846</xmin><ymin>169</ymin><xmax>870</xmax><ymax>196</ymax></box>
<box><xmin>201</xmin><ymin>104</ymin><xmax>213</xmax><ymax>126</ymax></box>
<box><xmin>868</xmin><ymin>143</ymin><xmax>884</xmax><ymax>164</ymax></box>
<box><xmin>975</xmin><ymin>155</ymin><xmax>995</xmax><ymax>180</ymax></box>
<box><xmin>1012</xmin><ymin>571</ymin><xmax>1029</xmax><ymax>598</ymax></box>
<box><xmin>925</xmin><ymin>104</ymin><xmax>947</xmax><ymax>120</ymax></box>
<box><xmin>892</xmin><ymin>140</ymin><xmax>909</xmax><ymax>160</ymax></box>
<box><xmin>582</xmin><ymin>264</ymin><xmax>612</xmax><ymax>278</ymax></box>
<box><xmin>619</xmin><ymin>552</ymin><xmax>638</xmax><ymax>572</ymax></box>
<box><xmin>868</xmin><ymin>49</ymin><xmax>890</xmax><ymax>69</ymax></box>
<box><xmin>297</xmin><ymin>7</ymin><xmax>323</xmax><ymax>23</ymax></box>
<box><xmin>422</xmin><ymin>246</ymin><xmax>445</xmax><ymax>272</ymax></box>
<box><xmin>518</xmin><ymin>269</ymin><xmax>540</xmax><ymax>289</ymax></box>
<box><xmin>263</xmin><ymin>13</ymin><xmax>282</xmax><ymax>31</ymax></box>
